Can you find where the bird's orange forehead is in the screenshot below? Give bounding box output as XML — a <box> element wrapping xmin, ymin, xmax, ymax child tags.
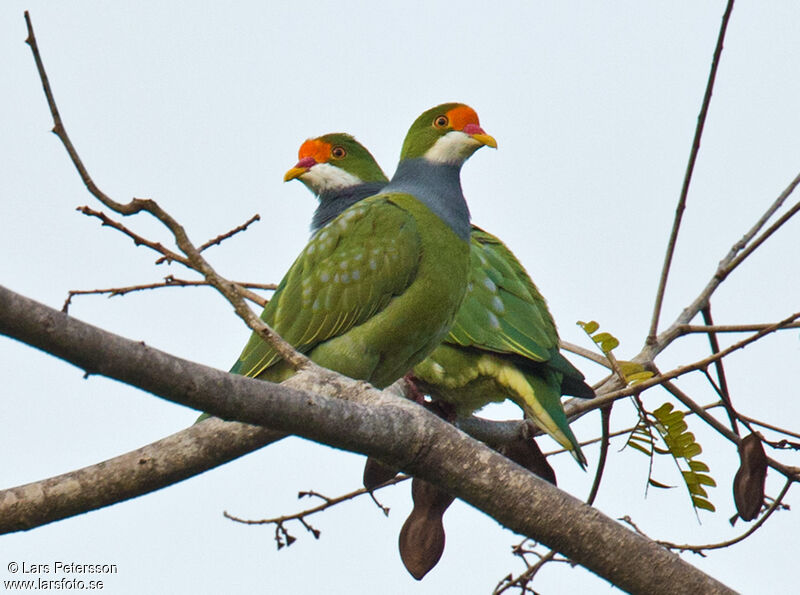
<box><xmin>446</xmin><ymin>105</ymin><xmax>480</xmax><ymax>131</ymax></box>
<box><xmin>298</xmin><ymin>138</ymin><xmax>333</xmax><ymax>164</ymax></box>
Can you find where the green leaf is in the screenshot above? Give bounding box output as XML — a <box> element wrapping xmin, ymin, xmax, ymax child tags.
<box><xmin>675</xmin><ymin>432</ymin><xmax>696</xmax><ymax>449</ymax></box>
<box><xmin>591</xmin><ymin>332</ymin><xmax>620</xmax><ymax>352</ymax></box>
<box><xmin>689</xmin><ymin>460</ymin><xmax>710</xmax><ymax>473</ymax></box>
<box><xmin>659</xmin><ymin>410</ymin><xmax>685</xmax><ymax>426</ymax></box>
<box><xmin>694</xmin><ymin>473</ymin><xmax>717</xmax><ymax>487</ymax></box>
<box><xmin>667</xmin><ymin>420</ymin><xmax>688</xmax><ymax>437</ymax></box>
<box><xmin>626</xmin><ymin>371</ymin><xmax>654</xmax><ymax>385</ymax></box>
<box><xmin>687</xmin><ymin>483</ymin><xmax>708</xmax><ymax>498</ymax></box>
<box><xmin>578</xmin><ymin>320</ymin><xmax>599</xmax><ymax>334</ymax></box>
<box><xmin>653</xmin><ymin>403</ymin><xmax>674</xmax><ymax>416</ymax></box>
<box><xmin>601</xmin><ymin>337</ymin><xmax>619</xmax><ymax>352</ymax></box>
<box><xmin>682</xmin><ymin>443</ymin><xmax>703</xmax><ymax>459</ymax></box>
<box><xmin>619</xmin><ymin>361</ymin><xmax>645</xmax><ymax>376</ymax></box>
<box><xmin>692</xmin><ymin>497</ymin><xmax>716</xmax><ymax>512</ymax></box>
<box><xmin>627</xmin><ymin>441</ymin><xmax>653</xmax><ymax>456</ymax></box>
<box><xmin>648</xmin><ymin>478</ymin><xmax>675</xmax><ymax>489</ymax></box>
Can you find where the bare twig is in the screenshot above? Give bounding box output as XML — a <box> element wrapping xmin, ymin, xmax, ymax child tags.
<box><xmin>78</xmin><ymin>205</ymin><xmax>189</xmax><ymax>266</ymax></box>
<box><xmin>62</xmin><ymin>276</ymin><xmax>276</xmax><ymax>312</ymax></box>
<box><xmin>721</xmin><ymin>196</ymin><xmax>800</xmax><ymax>282</ymax></box>
<box><xmin>701</xmin><ymin>305</ymin><xmax>739</xmax><ymax>436</ymax></box>
<box><xmin>738</xmin><ymin>414</ymin><xmax>800</xmax><ymax>442</ymax></box>
<box><xmin>497</xmin><ymin>405</ymin><xmax>613</xmax><ymax>594</ymax></box>
<box><xmin>678</xmin><ymin>321</ymin><xmax>800</xmax><ymax>334</ymax></box>
<box><xmin>154</xmin><ymin>213</ymin><xmax>262</xmax><ymax>265</ymax></box>
<box><xmin>656</xmin><ymin>479</ymin><xmax>792</xmax><ymax>554</ymax></box>
<box><xmin>493</xmin><ymin>549</ymin><xmax>561</xmax><ymax>594</ymax></box>
<box><xmin>548</xmin><ymin>401</ymin><xmax>724</xmax><ymax>458</ymax></box>
<box><xmin>649</xmin><ymin>176</ymin><xmax>800</xmax><ymax>361</ymax></box>
<box><xmin>25</xmin><ymin>12</ymin><xmax>309</xmax><ymax>371</ymax></box>
<box><xmin>559</xmin><ymin>340</ymin><xmax>609</xmax><ymax>368</ymax></box>
<box><xmin>224</xmin><ymin>475</ymin><xmax>408</xmax><ymax>527</ymax></box>
<box><xmin>647</xmin><ymin>0</ymin><xmax>736</xmax><ymax>345</ymax></box>
<box><xmin>586</xmin><ymin>406</ymin><xmax>611</xmax><ymax>506</ymax></box>
<box><xmin>574</xmin><ymin>311</ymin><xmax>800</xmax><ymax>413</ymax></box>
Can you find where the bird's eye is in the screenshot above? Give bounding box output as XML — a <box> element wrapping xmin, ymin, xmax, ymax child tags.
<box><xmin>433</xmin><ymin>115</ymin><xmax>449</xmax><ymax>129</ymax></box>
<box><xmin>331</xmin><ymin>145</ymin><xmax>347</xmax><ymax>159</ymax></box>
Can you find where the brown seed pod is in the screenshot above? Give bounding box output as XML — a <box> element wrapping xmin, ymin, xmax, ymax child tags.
<box><xmin>362</xmin><ymin>457</ymin><xmax>399</xmax><ymax>491</ymax></box>
<box><xmin>499</xmin><ymin>435</ymin><xmax>557</xmax><ymax>486</ymax></box>
<box><xmin>398</xmin><ymin>478</ymin><xmax>455</xmax><ymax>580</ymax></box>
<box><xmin>733</xmin><ymin>433</ymin><xmax>768</xmax><ymax>522</ymax></box>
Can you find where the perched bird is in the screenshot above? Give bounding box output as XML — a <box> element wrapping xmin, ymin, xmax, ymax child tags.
<box><xmin>228</xmin><ymin>103</ymin><xmax>495</xmax><ymax>397</ymax></box>
<box><xmin>285</xmin><ymin>133</ymin><xmax>592</xmax><ymax>467</ymax></box>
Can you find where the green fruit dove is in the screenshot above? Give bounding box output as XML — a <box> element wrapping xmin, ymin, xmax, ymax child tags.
<box><xmin>285</xmin><ymin>131</ymin><xmax>592</xmax><ymax>468</ymax></box>
<box><xmin>223</xmin><ymin>103</ymin><xmax>495</xmax><ymax>406</ymax></box>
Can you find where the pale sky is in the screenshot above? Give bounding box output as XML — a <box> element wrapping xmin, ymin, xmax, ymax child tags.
<box><xmin>2</xmin><ymin>2</ymin><xmax>799</xmax><ymax>593</ymax></box>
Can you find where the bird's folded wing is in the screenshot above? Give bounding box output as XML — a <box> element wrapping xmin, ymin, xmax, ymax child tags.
<box><xmin>447</xmin><ymin>228</ymin><xmax>556</xmax><ymax>362</ymax></box>
<box><xmin>231</xmin><ymin>195</ymin><xmax>422</xmax><ymax>378</ymax></box>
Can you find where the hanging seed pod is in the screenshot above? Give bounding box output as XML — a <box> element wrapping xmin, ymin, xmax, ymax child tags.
<box><xmin>499</xmin><ymin>435</ymin><xmax>557</xmax><ymax>486</ymax></box>
<box><xmin>398</xmin><ymin>478</ymin><xmax>455</xmax><ymax>580</ymax></box>
<box><xmin>363</xmin><ymin>457</ymin><xmax>399</xmax><ymax>490</ymax></box>
<box><xmin>733</xmin><ymin>433</ymin><xmax>767</xmax><ymax>522</ymax></box>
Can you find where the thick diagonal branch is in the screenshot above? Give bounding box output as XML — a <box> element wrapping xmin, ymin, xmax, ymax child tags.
<box><xmin>0</xmin><ymin>285</ymin><xmax>733</xmax><ymax>594</ymax></box>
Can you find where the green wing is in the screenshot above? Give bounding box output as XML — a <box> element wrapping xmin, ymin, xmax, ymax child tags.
<box><xmin>231</xmin><ymin>195</ymin><xmax>421</xmax><ymax>378</ymax></box>
<box><xmin>447</xmin><ymin>226</ymin><xmax>591</xmax><ymax>394</ymax></box>
<box><xmin>446</xmin><ymin>226</ymin><xmax>555</xmax><ymax>362</ymax></box>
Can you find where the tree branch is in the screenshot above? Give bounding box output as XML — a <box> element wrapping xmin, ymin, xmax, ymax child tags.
<box><xmin>657</xmin><ymin>479</ymin><xmax>792</xmax><ymax>554</ymax></box>
<box><xmin>647</xmin><ymin>0</ymin><xmax>736</xmax><ymax>344</ymax></box>
<box><xmin>568</xmin><ymin>311</ymin><xmax>800</xmax><ymax>417</ymax></box>
<box><xmin>62</xmin><ymin>276</ymin><xmax>275</xmax><ymax>312</ymax></box>
<box><xmin>24</xmin><ymin>11</ymin><xmax>308</xmax><ymax>372</ymax></box>
<box><xmin>0</xmin><ymin>417</ymin><xmax>284</xmax><ymax>533</ymax></box>
<box><xmin>0</xmin><ymin>284</ymin><xmax>733</xmax><ymax>594</ymax></box>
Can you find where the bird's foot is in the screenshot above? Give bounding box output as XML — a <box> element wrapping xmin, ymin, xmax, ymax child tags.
<box><xmin>402</xmin><ymin>373</ymin><xmax>426</xmax><ymax>405</ymax></box>
<box><xmin>423</xmin><ymin>399</ymin><xmax>457</xmax><ymax>423</ymax></box>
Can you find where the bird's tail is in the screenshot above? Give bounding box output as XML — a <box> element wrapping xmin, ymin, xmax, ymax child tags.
<box><xmin>508</xmin><ymin>368</ymin><xmax>587</xmax><ymax>469</ymax></box>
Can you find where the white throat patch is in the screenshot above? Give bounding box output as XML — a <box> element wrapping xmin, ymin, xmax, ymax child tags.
<box><xmin>302</xmin><ymin>162</ymin><xmax>362</xmax><ymax>192</ymax></box>
<box><xmin>423</xmin><ymin>130</ymin><xmax>481</xmax><ymax>165</ymax></box>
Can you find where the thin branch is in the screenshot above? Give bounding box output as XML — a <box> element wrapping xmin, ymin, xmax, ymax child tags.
<box><xmin>647</xmin><ymin>0</ymin><xmax>736</xmax><ymax>344</ymax></box>
<box><xmin>657</xmin><ymin>479</ymin><xmax>792</xmax><ymax>554</ymax></box>
<box><xmin>547</xmin><ymin>401</ymin><xmax>724</xmax><ymax>458</ymax></box>
<box><xmin>497</xmin><ymin>405</ymin><xmax>613</xmax><ymax>594</ymax></box>
<box><xmin>494</xmin><ymin>549</ymin><xmax>559</xmax><ymax>594</ymax></box>
<box><xmin>78</xmin><ymin>205</ymin><xmax>189</xmax><ymax>266</ymax></box>
<box><xmin>559</xmin><ymin>340</ymin><xmax>609</xmax><ymax>368</ymax></box>
<box><xmin>701</xmin><ymin>305</ymin><xmax>739</xmax><ymax>436</ymax></box>
<box><xmin>62</xmin><ymin>276</ymin><xmax>276</xmax><ymax>312</ymax></box>
<box><xmin>154</xmin><ymin>213</ymin><xmax>262</xmax><ymax>265</ymax></box>
<box><xmin>586</xmin><ymin>406</ymin><xmax>611</xmax><ymax>506</ymax></box>
<box><xmin>661</xmin><ymin>381</ymin><xmax>799</xmax><ymax>481</ymax></box>
<box><xmin>721</xmin><ymin>196</ymin><xmax>800</xmax><ymax>282</ymax></box>
<box><xmin>72</xmin><ymin>210</ymin><xmax>273</xmax><ymax>308</ymax></box>
<box><xmin>571</xmin><ymin>311</ymin><xmax>800</xmax><ymax>415</ymax></box>
<box><xmin>649</xmin><ymin>175</ymin><xmax>800</xmax><ymax>362</ymax></box>
<box><xmin>25</xmin><ymin>12</ymin><xmax>308</xmax><ymax>371</ymax></box>
<box><xmin>678</xmin><ymin>321</ymin><xmax>800</xmax><ymax>334</ymax></box>
<box><xmin>738</xmin><ymin>414</ymin><xmax>800</xmax><ymax>442</ymax></box>
<box><xmin>0</xmin><ymin>416</ymin><xmax>286</xmax><ymax>533</ymax></box>
<box><xmin>224</xmin><ymin>475</ymin><xmax>409</xmax><ymax>526</ymax></box>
